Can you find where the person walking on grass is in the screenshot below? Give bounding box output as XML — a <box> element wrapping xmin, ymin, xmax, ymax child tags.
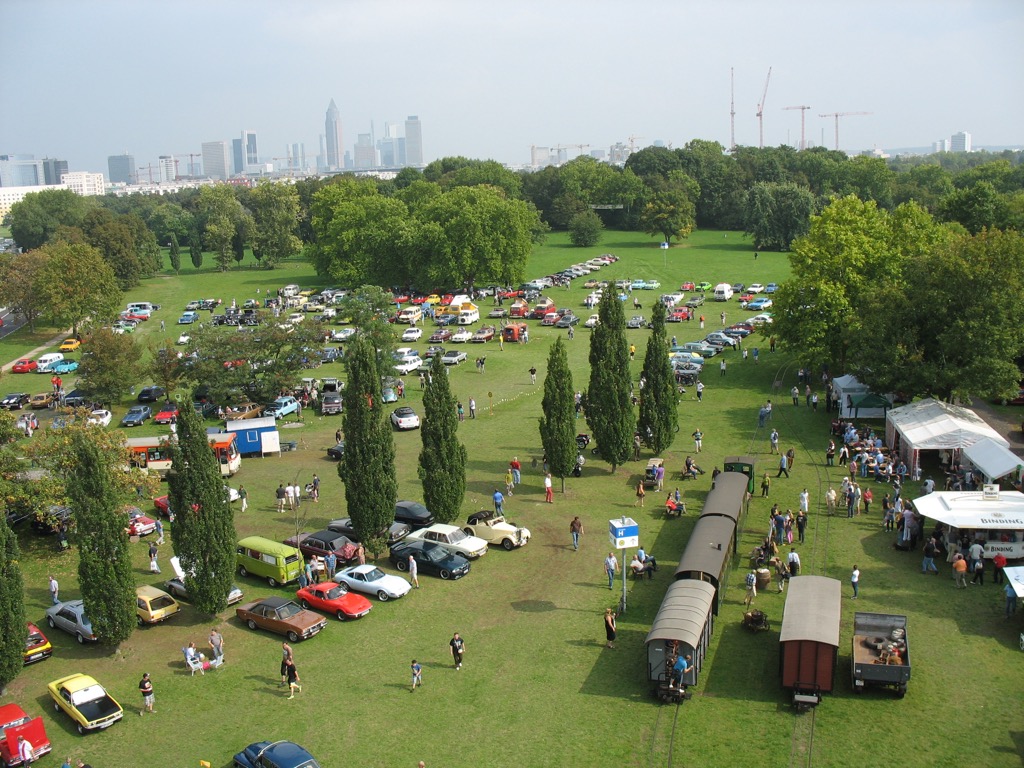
<box><xmin>411</xmin><ymin>660</ymin><xmax>423</xmax><ymax>691</ymax></box>
<box><xmin>604</xmin><ymin>552</ymin><xmax>618</xmax><ymax>589</ymax></box>
<box><xmin>449</xmin><ymin>632</ymin><xmax>466</xmax><ymax>670</ymax></box>
<box><xmin>544</xmin><ymin>472</ymin><xmax>553</xmax><ymax>503</ymax></box>
<box><xmin>280</xmin><ymin>642</ymin><xmax>293</xmax><ymax>685</ymax></box>
<box><xmin>570</xmin><ymin>516</ymin><xmax>584</xmax><ymax>550</ymax></box>
<box><xmin>138</xmin><ymin>673</ymin><xmax>155</xmax><ymax>715</ymax></box>
<box><xmin>408</xmin><ymin>555</ymin><xmax>419</xmax><ymax>588</ymax></box>
<box><xmin>49</xmin><ymin>575</ymin><xmax>59</xmax><ymax>605</ymax></box>
<box><xmin>285</xmin><ymin>659</ymin><xmax>301</xmax><ymax>699</ymax></box>
<box><xmin>760</xmin><ymin>473</ymin><xmax>771</xmax><ymax>498</ymax></box>
<box><xmin>691</xmin><ymin>428</ymin><xmax>703</xmax><ymax>453</ymax></box>
<box><xmin>851</xmin><ymin>565</ymin><xmax>860</xmax><ymax>599</ymax></box>
<box><xmin>634</xmin><ymin>480</ymin><xmax>646</xmax><ymax>507</ymax></box>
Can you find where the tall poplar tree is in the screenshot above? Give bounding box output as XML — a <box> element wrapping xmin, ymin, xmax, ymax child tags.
<box><xmin>539</xmin><ymin>337</ymin><xmax>577</xmax><ymax>492</ymax></box>
<box><xmin>189</xmin><ymin>232</ymin><xmax>203</xmax><ymax>270</ymax></box>
<box><xmin>168</xmin><ymin>232</ymin><xmax>181</xmax><ymax>273</ymax></box>
<box><xmin>0</xmin><ymin>518</ymin><xmax>26</xmax><ymax>689</ymax></box>
<box><xmin>418</xmin><ymin>356</ymin><xmax>467</xmax><ymax>524</ymax></box>
<box><xmin>340</xmin><ymin>336</ymin><xmax>397</xmax><ymax>557</ymax></box>
<box><xmin>168</xmin><ymin>401</ymin><xmax>236</xmax><ymax>613</ymax></box>
<box><xmin>586</xmin><ymin>290</ymin><xmax>634</xmax><ymax>471</ymax></box>
<box><xmin>638</xmin><ymin>301</ymin><xmax>678</xmax><ymax>454</ymax></box>
<box><xmin>67</xmin><ymin>432</ymin><xmax>135</xmax><ymax>644</ymax></box>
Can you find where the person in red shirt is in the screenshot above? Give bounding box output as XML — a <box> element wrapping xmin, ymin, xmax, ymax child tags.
<box><xmin>992</xmin><ymin>552</ymin><xmax>1008</xmax><ymax>584</ymax></box>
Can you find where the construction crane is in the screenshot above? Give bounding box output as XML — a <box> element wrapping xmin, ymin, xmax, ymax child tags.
<box><xmin>627</xmin><ymin>135</ymin><xmax>645</xmax><ymax>153</ymax></box>
<box><xmin>783</xmin><ymin>106</ymin><xmax>811</xmax><ymax>150</ymax></box>
<box><xmin>573</xmin><ymin>143</ymin><xmax>591</xmax><ymax>159</ymax></box>
<box><xmin>756</xmin><ymin>67</ymin><xmax>772</xmax><ymax>149</ymax></box>
<box><xmin>818</xmin><ymin>111</ymin><xmax>872</xmax><ymax>151</ymax></box>
<box><xmin>133</xmin><ymin>164</ymin><xmax>158</xmax><ymax>184</ymax></box>
<box><xmin>174</xmin><ymin>153</ymin><xmax>202</xmax><ymax>178</ymax></box>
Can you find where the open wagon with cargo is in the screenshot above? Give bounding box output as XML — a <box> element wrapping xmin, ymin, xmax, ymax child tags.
<box><xmin>851</xmin><ymin>612</ymin><xmax>911</xmax><ymax>697</ymax></box>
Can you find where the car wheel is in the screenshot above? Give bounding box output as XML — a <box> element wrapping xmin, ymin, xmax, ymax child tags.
<box><xmin>396</xmin><ymin>559</ymin><xmax>408</xmax><ymax>572</ymax></box>
<box><xmin>47</xmin><ymin>616</ymin><xmax>56</xmax><ymax>629</ymax></box>
<box><xmin>287</xmin><ymin>631</ymin><xmax>299</xmax><ymax>643</ymax></box>
<box><xmin>136</xmin><ymin>615</ymin><xmax>144</xmax><ymax>627</ymax></box>
<box><xmin>238</xmin><ymin>565</ymin><xmax>248</xmax><ymax>578</ymax></box>
<box><xmin>247</xmin><ymin>619</ymin><xmax>258</xmax><ymax>631</ymax></box>
<box><xmin>267</xmin><ymin>577</ymin><xmax>279</xmax><ymax>587</ymax></box>
<box><xmin>54</xmin><ymin>702</ymin><xmax>60</xmax><ymax>712</ymax></box>
<box><xmin>376</xmin><ymin>590</ymin><xmax>390</xmax><ymax>602</ymax></box>
<box><xmin>336</xmin><ymin>610</ymin><xmax>347</xmax><ymax>621</ymax></box>
<box><xmin>75</xmin><ymin>632</ymin><xmax>85</xmax><ymax>645</ymax></box>
<box><xmin>78</xmin><ymin>724</ymin><xmax>86</xmax><ymax>735</ymax></box>
<box><xmin>440</xmin><ymin>569</ymin><xmax>451</xmax><ymax>580</ymax></box>
<box><xmin>501</xmin><ymin>538</ymin><xmax>515</xmax><ymax>551</ymax></box>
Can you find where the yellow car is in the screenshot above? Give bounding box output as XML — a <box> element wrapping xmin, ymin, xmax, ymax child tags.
<box><xmin>48</xmin><ymin>673</ymin><xmax>123</xmax><ymax>734</ymax></box>
<box><xmin>29</xmin><ymin>392</ymin><xmax>54</xmax><ymax>409</ymax></box>
<box><xmin>135</xmin><ymin>585</ymin><xmax>181</xmax><ymax>626</ymax></box>
<box><xmin>424</xmin><ymin>294</ymin><xmax>442</xmax><ymax>305</ymax></box>
<box><xmin>58</xmin><ymin>338</ymin><xmax>81</xmax><ymax>353</ymax></box>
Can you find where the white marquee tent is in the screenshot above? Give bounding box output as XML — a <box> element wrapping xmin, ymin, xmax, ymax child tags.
<box><xmin>961</xmin><ymin>437</ymin><xmax>1024</xmax><ymax>484</ymax></box>
<box><xmin>885</xmin><ymin>399</ymin><xmax>1009</xmax><ymax>477</ymax></box>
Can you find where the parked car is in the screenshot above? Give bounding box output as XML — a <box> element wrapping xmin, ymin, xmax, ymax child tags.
<box><xmin>556</xmin><ymin>313</ymin><xmax>579</xmax><ymax>328</ymax></box>
<box><xmin>441</xmin><ymin>350</ymin><xmax>467</xmax><ymax>365</ymax></box>
<box><xmin>125</xmin><ymin>507</ymin><xmax>156</xmax><ymax>536</ymax></box>
<box><xmin>747</xmin><ymin>297</ymin><xmax>773</xmax><ymax>311</ymax></box>
<box><xmin>59</xmin><ymin>338</ymin><xmax>81</xmax><ymax>352</ymax></box>
<box><xmin>151</xmin><ymin>404</ymin><xmax>178</xmax><ymax>424</ymax></box>
<box><xmin>326</xmin><ymin>441</ymin><xmax>346</xmax><ymax>460</ymax></box>
<box><xmin>334</xmin><ymin>564</ymin><xmax>411</xmax><ymax>602</ymax></box>
<box><xmin>121</xmin><ymin>405</ymin><xmax>152</xmax><ymax>427</ymax></box>
<box><xmin>47</xmin><ymin>674</ymin><xmax>123</xmax><ymax>735</ymax></box>
<box><xmin>45</xmin><ymin>601</ymin><xmax>96</xmax><ymax>644</ymax></box>
<box><xmin>135</xmin><ymin>585</ymin><xmax>181</xmax><ymax>626</ymax></box>
<box><xmin>320</xmin><ymin>393</ymin><xmax>343</xmax><ymax>415</ymax></box>
<box><xmin>394</xmin><ymin>500</ymin><xmax>435</xmax><ymax>529</ymax></box>
<box><xmin>403</xmin><ymin>523</ymin><xmax>488</xmax><ymax>559</ymax></box>
<box><xmin>393</xmin><ymin>355</ymin><xmax>424</xmax><ymax>375</ymax></box>
<box><xmin>164</xmin><ymin>556</ymin><xmax>244</xmax><ymax>606</ymax></box>
<box><xmin>584</xmin><ymin>314</ymin><xmax>600</xmax><ymax>328</ymax></box>
<box><xmin>450</xmin><ymin>329</ymin><xmax>473</xmax><ymax>343</ymax></box>
<box><xmin>284</xmin><ymin>531</ymin><xmax>359</xmax><ymax>564</ymax></box>
<box><xmin>471</xmin><ymin>325</ymin><xmax>496</xmax><ymax>342</ymax></box>
<box><xmin>685</xmin><ymin>296</ymin><xmax>705</xmax><ymax>308</ymax></box>
<box><xmin>401</xmin><ymin>327</ymin><xmax>423</xmax><ymax>341</ymax></box>
<box><xmin>748</xmin><ymin>283</ymin><xmax>765</xmax><ymax>294</ymax></box>
<box><xmin>424</xmin><ymin>346</ymin><xmax>445</xmax><ymax>360</ymax></box>
<box><xmin>264</xmin><ymin>396</ymin><xmax>300</xmax><ymax>420</ymax></box>
<box><xmin>29</xmin><ymin>392</ymin><xmax>53</xmax><ymax>409</ymax></box>
<box><xmin>627</xmin><ymin>316</ymin><xmax>647</xmax><ymax>329</ymax></box>
<box><xmin>11</xmin><ymin>360</ymin><xmax>36</xmax><ymax>374</ymax></box>
<box><xmin>429</xmin><ymin>329</ymin><xmax>453</xmax><ymax>343</ymax></box>
<box><xmin>765</xmin><ymin>283</ymin><xmax>779</xmax><ymax>294</ymax></box>
<box><xmin>178</xmin><ymin>311</ymin><xmax>200</xmax><ymax>325</ymax></box>
<box><xmin>391</xmin><ymin>406</ymin><xmax>421</xmax><ymax>430</ymax></box>
<box><xmin>224</xmin><ymin>402</ymin><xmax>263</xmax><ymax>420</ymax></box>
<box><xmin>696</xmin><ymin>281</ymin><xmax>713</xmax><ymax>292</ymax></box>
<box><xmin>0</xmin><ymin>702</ymin><xmax>50</xmax><ymax>765</ymax></box>
<box><xmin>233</xmin><ymin>740</ymin><xmax>321</xmax><ymax>768</ymax></box>
<box><xmin>50</xmin><ymin>359</ymin><xmax>79</xmax><ymax>375</ymax></box>
<box><xmin>330</xmin><ymin>328</ymin><xmax>357</xmax><ymax>342</ymax></box>
<box><xmin>680</xmin><ymin>281</ymin><xmax>696</xmax><ymax>291</ymax></box>
<box><xmin>462</xmin><ymin>510</ymin><xmax>531</xmax><ymax>550</ymax></box>
<box><xmin>235</xmin><ymin>597</ymin><xmax>327</xmax><ymax>642</ymax></box>
<box><xmin>295</xmin><ymin>582</ymin><xmax>372</xmax><ymax>621</ymax></box>
<box><xmin>137</xmin><ymin>386</ymin><xmax>166</xmax><ymax>403</ymax></box>
<box><xmin>0</xmin><ymin>393</ymin><xmax>30</xmax><ymax>410</ymax></box>
<box><xmin>23</xmin><ymin>622</ymin><xmax>53</xmax><ymax>665</ymax></box>
<box><xmin>389</xmin><ymin>540</ymin><xmax>471</xmax><ymax>580</ymax></box>
<box><xmin>668</xmin><ymin>308</ymin><xmax>692</xmax><ymax>322</ymax></box>
<box><xmin>327</xmin><ymin>517</ymin><xmax>410</xmax><ymax>545</ymax></box>
<box><xmin>176</xmin><ymin>333</ymin><xmax>191</xmax><ymax>345</ymax></box>
<box><xmin>705</xmin><ymin>332</ymin><xmax>739</xmax><ymax>349</ymax></box>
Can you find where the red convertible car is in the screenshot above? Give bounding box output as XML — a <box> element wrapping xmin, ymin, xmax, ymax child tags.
<box><xmin>125</xmin><ymin>508</ymin><xmax>157</xmax><ymax>536</ymax></box>
<box><xmin>153</xmin><ymin>404</ymin><xmax>179</xmax><ymax>424</ymax></box>
<box><xmin>680</xmin><ymin>281</ymin><xmax>695</xmax><ymax>291</ymax></box>
<box><xmin>12</xmin><ymin>359</ymin><xmax>37</xmax><ymax>373</ymax></box>
<box><xmin>295</xmin><ymin>582</ymin><xmax>372</xmax><ymax>621</ymax></box>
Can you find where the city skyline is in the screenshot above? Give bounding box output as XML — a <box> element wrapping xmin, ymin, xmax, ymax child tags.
<box><xmin>2</xmin><ymin>1</ymin><xmax>1022</xmax><ymax>175</ymax></box>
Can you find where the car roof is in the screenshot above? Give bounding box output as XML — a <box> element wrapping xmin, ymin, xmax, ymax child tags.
<box><xmin>424</xmin><ymin>523</ymin><xmax>459</xmax><ymax>534</ymax></box>
<box><xmin>258</xmin><ymin>596</ymin><xmax>292</xmax><ymax>608</ymax></box>
<box><xmin>136</xmin><ymin>584</ymin><xmax>172</xmax><ymax>598</ymax></box>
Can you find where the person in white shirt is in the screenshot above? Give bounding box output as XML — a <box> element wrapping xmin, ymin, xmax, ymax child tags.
<box><xmin>17</xmin><ymin>736</ymin><xmax>34</xmax><ymax>764</ymax></box>
<box><xmin>787</xmin><ymin>549</ymin><xmax>801</xmax><ymax>577</ymax></box>
<box><xmin>799</xmin><ymin>489</ymin><xmax>809</xmax><ymax>513</ymax></box>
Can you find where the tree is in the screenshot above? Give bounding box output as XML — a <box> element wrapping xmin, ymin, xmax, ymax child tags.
<box><xmin>167</xmin><ymin>396</ymin><xmax>237</xmax><ymax>614</ymax></box>
<box><xmin>638</xmin><ymin>302</ymin><xmax>678</xmax><ymax>454</ymax></box>
<box><xmin>36</xmin><ymin>241</ymin><xmax>121</xmax><ymax>334</ymax></box>
<box><xmin>743</xmin><ymin>181</ymin><xmax>816</xmax><ymax>250</ymax></box>
<box><xmin>6</xmin><ymin>188</ymin><xmax>94</xmax><ymax>251</ymax></box>
<box><xmin>197</xmin><ymin>186</ymin><xmax>251</xmax><ymax>271</ymax></box>
<box><xmin>189</xmin><ymin>231</ymin><xmax>203</xmax><ymax>270</ymax></box>
<box><xmin>67</xmin><ymin>432</ymin><xmax>136</xmax><ymax>645</ymax></box>
<box><xmin>677</xmin><ymin>139</ymin><xmax>747</xmax><ymax>229</ymax></box>
<box><xmin>568</xmin><ymin>210</ymin><xmax>603</xmax><ymax>247</ymax></box>
<box><xmin>122</xmin><ymin>213</ymin><xmax>161</xmax><ymax>276</ymax></box>
<box><xmin>335</xmin><ymin>286</ymin><xmax>400</xmax><ymax>370</ymax></box>
<box><xmin>417</xmin><ymin>356</ymin><xmax>467</xmax><ymax>524</ymax></box>
<box><xmin>146</xmin><ymin>202</ymin><xmax>194</xmax><ymax>245</ymax></box>
<box><xmin>148</xmin><ymin>339</ymin><xmax>189</xmax><ymax>399</ymax></box>
<box><xmin>637</xmin><ymin>170</ymin><xmax>699</xmax><ymax>244</ymax></box>
<box><xmin>539</xmin><ymin>338</ymin><xmax>577</xmax><ymax>492</ymax></box>
<box><xmin>168</xmin><ymin>232</ymin><xmax>181</xmax><ymax>273</ymax></box>
<box><xmin>249</xmin><ymin>181</ymin><xmax>302</xmax><ymax>269</ymax></box>
<box><xmin>0</xmin><ymin>249</ymin><xmax>49</xmax><ymax>331</ymax></box>
<box><xmin>938</xmin><ymin>181</ymin><xmax>1005</xmax><ymax>234</ymax></box>
<box><xmin>586</xmin><ymin>291</ymin><xmax>634</xmax><ymax>471</ymax></box>
<box><xmin>0</xmin><ymin>518</ymin><xmax>26</xmax><ymax>689</ymax></box>
<box><xmin>79</xmin><ymin>208</ymin><xmax>142</xmax><ymax>289</ymax></box>
<box><xmin>77</xmin><ymin>328</ymin><xmax>141</xmax><ymax>405</ymax></box>
<box><xmin>441</xmin><ymin>160</ymin><xmax>523</xmax><ymax>199</ymax></box>
<box><xmin>232</xmin><ymin>230</ymin><xmax>246</xmax><ymax>267</ymax></box>
<box><xmin>339</xmin><ymin>336</ymin><xmax>397</xmax><ymax>558</ymax></box>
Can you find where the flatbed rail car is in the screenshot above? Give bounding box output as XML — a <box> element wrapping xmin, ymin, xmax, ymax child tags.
<box><xmin>779</xmin><ymin>575</ymin><xmax>842</xmax><ymax>711</ymax></box>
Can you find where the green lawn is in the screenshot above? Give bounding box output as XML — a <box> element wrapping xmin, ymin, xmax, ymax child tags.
<box><xmin>7</xmin><ymin>231</ymin><xmax>1023</xmax><ymax>768</ymax></box>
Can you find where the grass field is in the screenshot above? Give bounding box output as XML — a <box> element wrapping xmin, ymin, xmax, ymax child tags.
<box><xmin>6</xmin><ymin>230</ymin><xmax>1023</xmax><ymax>768</ymax></box>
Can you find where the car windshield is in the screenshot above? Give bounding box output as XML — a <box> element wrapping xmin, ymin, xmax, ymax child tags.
<box><xmin>276</xmin><ymin>602</ymin><xmax>301</xmax><ymax>619</ymax></box>
<box><xmin>424</xmin><ymin>546</ymin><xmax>448</xmax><ymax>563</ymax></box>
<box><xmin>325</xmin><ymin>586</ymin><xmax>346</xmax><ymax>599</ymax></box>
<box><xmin>448</xmin><ymin>529</ymin><xmax>467</xmax><ymax>543</ymax></box>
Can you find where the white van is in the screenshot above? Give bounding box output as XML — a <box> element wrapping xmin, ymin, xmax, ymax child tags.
<box><xmin>281</xmin><ymin>284</ymin><xmax>301</xmax><ymax>298</ymax></box>
<box><xmin>457</xmin><ymin>304</ymin><xmax>480</xmax><ymax>325</ymax></box>
<box><xmin>37</xmin><ymin>353</ymin><xmax>65</xmax><ymax>372</ymax></box>
<box><xmin>398</xmin><ymin>306</ymin><xmax>423</xmax><ymax>325</ymax></box>
<box><xmin>127</xmin><ymin>302</ymin><xmax>155</xmax><ymax>313</ymax></box>
<box><xmin>713</xmin><ymin>283</ymin><xmax>734</xmax><ymax>302</ymax></box>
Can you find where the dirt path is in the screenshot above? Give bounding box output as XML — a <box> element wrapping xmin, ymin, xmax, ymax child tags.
<box><xmin>970</xmin><ymin>399</ymin><xmax>1024</xmax><ymax>455</ymax></box>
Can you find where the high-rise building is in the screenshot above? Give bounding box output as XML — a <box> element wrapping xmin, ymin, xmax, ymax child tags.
<box><xmin>950</xmin><ymin>131</ymin><xmax>972</xmax><ymax>153</ymax></box>
<box><xmin>202</xmin><ymin>141</ymin><xmax>231</xmax><ymax>180</ymax></box>
<box><xmin>107</xmin><ymin>153</ymin><xmax>135</xmax><ymax>184</ymax></box>
<box><xmin>378</xmin><ymin>122</ymin><xmax>406</xmax><ymax>167</ymax></box>
<box><xmin>158</xmin><ymin>156</ymin><xmax>176</xmax><ymax>183</ymax></box>
<box><xmin>354</xmin><ymin>134</ymin><xmax>376</xmax><ymax>169</ymax></box>
<box><xmin>42</xmin><ymin>158</ymin><xmax>69</xmax><ymax>185</ymax></box>
<box><xmin>232</xmin><ymin>139</ymin><xmax>244</xmax><ymax>174</ymax></box>
<box><xmin>404</xmin><ymin>115</ymin><xmax>423</xmax><ymax>167</ymax></box>
<box><xmin>289</xmin><ymin>143</ymin><xmax>305</xmax><ymax>171</ymax></box>
<box><xmin>1</xmin><ymin>154</ymin><xmax>44</xmax><ymax>187</ymax></box>
<box><xmin>325</xmin><ymin>99</ymin><xmax>342</xmax><ymax>171</ymax></box>
<box><xmin>242</xmin><ymin>130</ymin><xmax>258</xmax><ymax>168</ymax></box>
<box><xmin>60</xmin><ymin>172</ymin><xmax>105</xmax><ymax>197</ymax></box>
<box><xmin>933</xmin><ymin>139</ymin><xmax>950</xmax><ymax>153</ymax></box>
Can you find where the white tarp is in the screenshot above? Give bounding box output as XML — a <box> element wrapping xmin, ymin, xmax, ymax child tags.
<box><xmin>961</xmin><ymin>437</ymin><xmax>1024</xmax><ymax>483</ymax></box>
<box><xmin>911</xmin><ymin>490</ymin><xmax>1024</xmax><ymax>530</ymax></box>
<box><xmin>1002</xmin><ymin>566</ymin><xmax>1024</xmax><ymax>599</ymax></box>
<box><xmin>886</xmin><ymin>399</ymin><xmax>1008</xmax><ymax>454</ymax></box>
<box><xmin>833</xmin><ymin>374</ymin><xmax>890</xmax><ymax>419</ymax></box>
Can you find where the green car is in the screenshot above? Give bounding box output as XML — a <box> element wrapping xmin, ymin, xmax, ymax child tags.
<box><xmin>696</xmin><ymin>281</ymin><xmax>713</xmax><ymax>292</ymax></box>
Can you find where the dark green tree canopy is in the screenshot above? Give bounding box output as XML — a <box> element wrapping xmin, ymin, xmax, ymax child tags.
<box><xmin>418</xmin><ymin>356</ymin><xmax>467</xmax><ymax>524</ymax></box>
<box><xmin>638</xmin><ymin>302</ymin><xmax>678</xmax><ymax>454</ymax></box>
<box><xmin>586</xmin><ymin>291</ymin><xmax>634</xmax><ymax>471</ymax></box>
<box><xmin>539</xmin><ymin>338</ymin><xmax>577</xmax><ymax>490</ymax></box>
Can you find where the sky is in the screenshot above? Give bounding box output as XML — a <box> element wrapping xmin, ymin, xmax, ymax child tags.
<box><xmin>2</xmin><ymin>0</ymin><xmax>1022</xmax><ymax>175</ymax></box>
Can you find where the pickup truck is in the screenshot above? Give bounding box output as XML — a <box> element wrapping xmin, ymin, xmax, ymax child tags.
<box><xmin>851</xmin><ymin>612</ymin><xmax>911</xmax><ymax>697</ymax></box>
<box><xmin>47</xmin><ymin>673</ymin><xmax>123</xmax><ymax>734</ymax></box>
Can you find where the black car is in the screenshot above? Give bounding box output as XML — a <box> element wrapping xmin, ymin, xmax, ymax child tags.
<box><xmin>138</xmin><ymin>386</ymin><xmax>166</xmax><ymax>403</ymax></box>
<box><xmin>555</xmin><ymin>314</ymin><xmax>579</xmax><ymax>328</ymax></box>
<box><xmin>328</xmin><ymin>517</ymin><xmax>411</xmax><ymax>545</ymax></box>
<box><xmin>389</xmin><ymin>540</ymin><xmax>470</xmax><ymax>580</ymax></box>
<box><xmin>326</xmin><ymin>441</ymin><xmax>345</xmax><ymax>460</ymax></box>
<box><xmin>0</xmin><ymin>393</ymin><xmax>31</xmax><ymax>410</ymax></box>
<box><xmin>394</xmin><ymin>500</ymin><xmax>435</xmax><ymax>529</ymax></box>
<box><xmin>62</xmin><ymin>389</ymin><xmax>89</xmax><ymax>408</ymax></box>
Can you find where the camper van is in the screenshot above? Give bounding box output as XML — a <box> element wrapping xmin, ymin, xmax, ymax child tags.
<box><xmin>398</xmin><ymin>306</ymin><xmax>423</xmax><ymax>325</ymax></box>
<box><xmin>236</xmin><ymin>536</ymin><xmax>304</xmax><ymax>587</ymax></box>
<box><xmin>36</xmin><ymin>354</ymin><xmax>65</xmax><ymax>373</ymax></box>
<box><xmin>456</xmin><ymin>303</ymin><xmax>480</xmax><ymax>325</ymax></box>
<box><xmin>713</xmin><ymin>283</ymin><xmax>734</xmax><ymax>301</ymax></box>
<box><xmin>280</xmin><ymin>284</ymin><xmax>301</xmax><ymax>298</ymax></box>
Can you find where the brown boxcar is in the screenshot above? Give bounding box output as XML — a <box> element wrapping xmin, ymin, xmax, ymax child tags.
<box><xmin>779</xmin><ymin>575</ymin><xmax>842</xmax><ymax>709</ymax></box>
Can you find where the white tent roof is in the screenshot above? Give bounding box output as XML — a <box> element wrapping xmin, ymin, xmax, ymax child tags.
<box><xmin>832</xmin><ymin>374</ymin><xmax>867</xmax><ymax>393</ymax></box>
<box><xmin>886</xmin><ymin>399</ymin><xmax>1008</xmax><ymax>452</ymax></box>
<box><xmin>961</xmin><ymin>437</ymin><xmax>1023</xmax><ymax>481</ymax></box>
<box><xmin>911</xmin><ymin>490</ymin><xmax>1024</xmax><ymax>530</ymax></box>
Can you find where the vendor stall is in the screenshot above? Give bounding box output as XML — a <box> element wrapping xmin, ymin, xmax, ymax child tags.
<box><xmin>961</xmin><ymin>437</ymin><xmax>1023</xmax><ymax>486</ymax></box>
<box><xmin>912</xmin><ymin>489</ymin><xmax>1024</xmax><ymax>559</ymax></box>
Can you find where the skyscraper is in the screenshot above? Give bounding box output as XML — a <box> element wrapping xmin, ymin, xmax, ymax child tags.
<box><xmin>107</xmin><ymin>153</ymin><xmax>135</xmax><ymax>184</ymax></box>
<box><xmin>404</xmin><ymin>115</ymin><xmax>423</xmax><ymax>167</ymax></box>
<box><xmin>42</xmin><ymin>158</ymin><xmax>69</xmax><ymax>185</ymax></box>
<box><xmin>354</xmin><ymin>134</ymin><xmax>375</xmax><ymax>169</ymax></box>
<box><xmin>325</xmin><ymin>99</ymin><xmax>342</xmax><ymax>171</ymax></box>
<box><xmin>202</xmin><ymin>141</ymin><xmax>231</xmax><ymax>180</ymax></box>
<box><xmin>242</xmin><ymin>130</ymin><xmax>258</xmax><ymax>168</ymax></box>
<box><xmin>158</xmin><ymin>156</ymin><xmax>176</xmax><ymax>183</ymax></box>
<box><xmin>950</xmin><ymin>131</ymin><xmax>972</xmax><ymax>153</ymax></box>
<box><xmin>232</xmin><ymin>139</ymin><xmax>244</xmax><ymax>175</ymax></box>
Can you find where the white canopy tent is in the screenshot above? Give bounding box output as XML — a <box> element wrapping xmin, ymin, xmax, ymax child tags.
<box><xmin>833</xmin><ymin>374</ymin><xmax>891</xmax><ymax>419</ymax></box>
<box><xmin>912</xmin><ymin>490</ymin><xmax>1024</xmax><ymax>559</ymax></box>
<box><xmin>885</xmin><ymin>399</ymin><xmax>1009</xmax><ymax>478</ymax></box>
<box><xmin>961</xmin><ymin>437</ymin><xmax>1024</xmax><ymax>484</ymax></box>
